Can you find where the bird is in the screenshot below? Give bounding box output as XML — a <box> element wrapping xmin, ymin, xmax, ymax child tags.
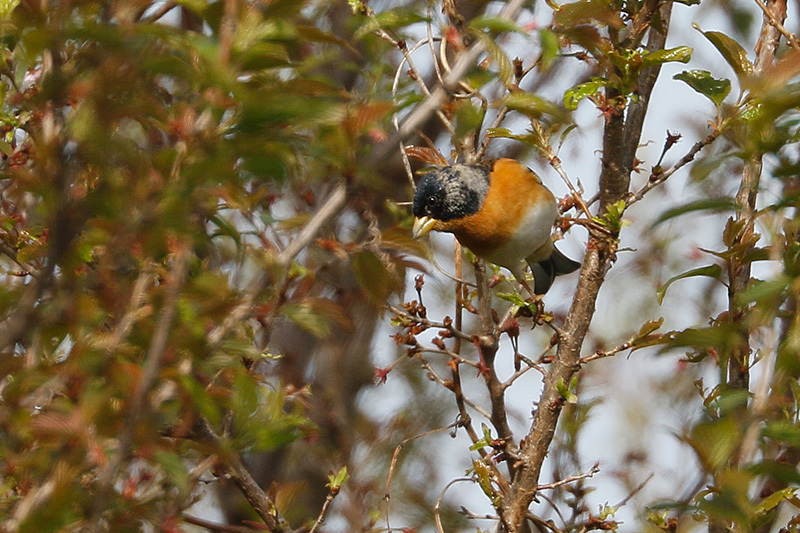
<box><xmin>411</xmin><ymin>158</ymin><xmax>580</xmax><ymax>296</ymax></box>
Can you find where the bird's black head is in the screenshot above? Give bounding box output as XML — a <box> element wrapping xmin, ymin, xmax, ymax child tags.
<box><xmin>412</xmin><ymin>164</ymin><xmax>490</xmax><ymax>222</ymax></box>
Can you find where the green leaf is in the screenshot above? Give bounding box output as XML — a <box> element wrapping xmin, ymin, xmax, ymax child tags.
<box><xmin>469</xmin><ymin>423</ymin><xmax>495</xmax><ymax>451</ymax></box>
<box><xmin>154</xmin><ymin>449</ymin><xmax>189</xmax><ymax>495</ymax></box>
<box><xmin>591</xmin><ymin>199</ymin><xmax>627</xmax><ymax>231</ymax></box>
<box><xmin>695</xmin><ymin>25</ymin><xmax>754</xmax><ymax>79</ymax></box>
<box><xmin>351</xmin><ymin>251</ymin><xmax>401</xmax><ymax>306</ymax></box>
<box><xmin>657</xmin><ymin>264</ymin><xmax>722</xmax><ymax>304</ymax></box>
<box><xmin>651</xmin><ymin>197</ymin><xmax>737</xmax><ymax>227</ymax></box>
<box><xmin>471</xmin><ymin>30</ymin><xmax>514</xmax><ymax>86</ymax></box>
<box><xmin>327</xmin><ymin>466</ymin><xmax>349</xmax><ymax>489</ymax></box>
<box><xmin>0</xmin><ymin>0</ymin><xmax>19</xmax><ymax>18</ymax></box>
<box><xmin>539</xmin><ymin>29</ymin><xmax>560</xmax><ymax>70</ymax></box>
<box><xmin>688</xmin><ymin>417</ymin><xmax>739</xmax><ymax>471</ymax></box>
<box><xmin>473</xmin><ymin>458</ymin><xmax>495</xmax><ymax>498</ymax></box>
<box><xmin>179</xmin><ymin>375</ymin><xmax>223</xmax><ymax>426</ymax></box>
<box><xmin>556</xmin><ymin>376</ymin><xmax>578</xmax><ymax>404</ymax></box>
<box><xmin>282</xmin><ymin>298</ymin><xmax>351</xmax><ymax>338</ymax></box>
<box><xmin>756</xmin><ymin>487</ymin><xmax>797</xmax><ymax>516</ymax></box>
<box><xmin>354</xmin><ymin>9</ymin><xmax>427</xmax><ymax>40</ymax></box>
<box><xmin>502</xmin><ymin>92</ymin><xmax>568</xmax><ymax>121</ymax></box>
<box><xmin>497</xmin><ymin>292</ymin><xmax>528</xmax><ymax>307</ymax></box>
<box><xmin>641</xmin><ymin>46</ymin><xmax>692</xmax><ymax>67</ymax></box>
<box><xmin>630</xmin><ymin>317</ymin><xmax>664</xmax><ymax>349</ymax></box>
<box><xmin>468</xmin><ymin>16</ymin><xmax>527</xmax><ymax>34</ymax></box>
<box><xmin>734</xmin><ymin>277</ymin><xmax>789</xmax><ymax>307</ymax></box>
<box><xmin>674</xmin><ymin>70</ymin><xmax>731</xmax><ymax>106</ymax></box>
<box><xmin>763</xmin><ymin>420</ymin><xmax>800</xmax><ymax>448</ymax></box>
<box><xmin>453</xmin><ymin>100</ymin><xmax>486</xmax><ymax>146</ymax></box>
<box><xmin>497</xmin><ymin>291</ymin><xmax>538</xmax><ymax>315</ymax></box>
<box><xmin>564</xmin><ymin>77</ymin><xmax>608</xmax><ymax>110</ymax></box>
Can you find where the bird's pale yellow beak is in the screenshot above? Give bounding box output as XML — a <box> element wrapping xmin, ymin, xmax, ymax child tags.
<box><xmin>412</xmin><ymin>216</ymin><xmax>437</xmax><ymax>239</ymax></box>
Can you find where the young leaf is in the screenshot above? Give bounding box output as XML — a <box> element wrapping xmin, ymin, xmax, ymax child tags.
<box><xmin>556</xmin><ymin>376</ymin><xmax>578</xmax><ymax>404</ymax></box>
<box><xmin>651</xmin><ymin>197</ymin><xmax>737</xmax><ymax>227</ymax></box>
<box><xmin>502</xmin><ymin>92</ymin><xmax>568</xmax><ymax>121</ymax></box>
<box><xmin>591</xmin><ymin>199</ymin><xmax>627</xmax><ymax>231</ymax></box>
<box><xmin>641</xmin><ymin>46</ymin><xmax>692</xmax><ymax>67</ymax></box>
<box><xmin>656</xmin><ymin>264</ymin><xmax>722</xmax><ymax>304</ymax></box>
<box><xmin>695</xmin><ymin>25</ymin><xmax>754</xmax><ymax>79</ymax></box>
<box><xmin>539</xmin><ymin>28</ymin><xmax>560</xmax><ymax>70</ymax></box>
<box><xmin>471</xmin><ymin>30</ymin><xmax>514</xmax><ymax>86</ymax></box>
<box><xmin>674</xmin><ymin>70</ymin><xmax>731</xmax><ymax>107</ymax></box>
<box><xmin>630</xmin><ymin>317</ymin><xmax>664</xmax><ymax>348</ymax></box>
<box><xmin>327</xmin><ymin>466</ymin><xmax>349</xmax><ymax>489</ymax></box>
<box><xmin>564</xmin><ymin>77</ymin><xmax>609</xmax><ymax>110</ymax></box>
<box><xmin>468</xmin><ymin>16</ymin><xmax>527</xmax><ymax>34</ymax></box>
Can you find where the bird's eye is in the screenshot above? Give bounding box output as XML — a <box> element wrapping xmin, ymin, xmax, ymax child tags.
<box><xmin>426</xmin><ymin>196</ymin><xmax>438</xmax><ymax>207</ymax></box>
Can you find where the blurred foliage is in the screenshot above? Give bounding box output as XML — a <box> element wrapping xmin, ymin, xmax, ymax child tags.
<box><xmin>0</xmin><ymin>0</ymin><xmax>418</xmax><ymax>530</ymax></box>
<box><xmin>0</xmin><ymin>0</ymin><xmax>800</xmax><ymax>532</ymax></box>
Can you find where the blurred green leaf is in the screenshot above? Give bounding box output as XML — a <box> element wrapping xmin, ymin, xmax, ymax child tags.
<box><xmin>657</xmin><ymin>265</ymin><xmax>722</xmax><ymax>304</ymax></box>
<box><xmin>539</xmin><ymin>28</ymin><xmax>560</xmax><ymax>70</ymax></box>
<box><xmin>353</xmin><ymin>8</ymin><xmax>427</xmax><ymax>40</ymax></box>
<box><xmin>762</xmin><ymin>420</ymin><xmax>800</xmax><ymax>448</ymax></box>
<box><xmin>502</xmin><ymin>92</ymin><xmax>568</xmax><ymax>121</ymax></box>
<box><xmin>468</xmin><ymin>16</ymin><xmax>527</xmax><ymax>34</ymax></box>
<box><xmin>154</xmin><ymin>449</ymin><xmax>190</xmax><ymax>496</ymax></box>
<box><xmin>453</xmin><ymin>100</ymin><xmax>485</xmax><ymax>149</ymax></box>
<box><xmin>652</xmin><ymin>197</ymin><xmax>737</xmax><ymax>227</ymax></box>
<box><xmin>351</xmin><ymin>250</ymin><xmax>401</xmax><ymax>307</ymax></box>
<box><xmin>688</xmin><ymin>417</ymin><xmax>739</xmax><ymax>471</ymax></box>
<box><xmin>471</xmin><ymin>30</ymin><xmax>514</xmax><ymax>87</ymax></box>
<box><xmin>0</xmin><ymin>0</ymin><xmax>19</xmax><ymax>18</ymax></box>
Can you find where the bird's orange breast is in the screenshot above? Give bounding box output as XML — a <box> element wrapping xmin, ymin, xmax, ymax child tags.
<box><xmin>435</xmin><ymin>159</ymin><xmax>556</xmax><ymax>264</ymax></box>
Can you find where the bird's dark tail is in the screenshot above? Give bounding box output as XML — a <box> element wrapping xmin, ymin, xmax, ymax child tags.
<box><xmin>529</xmin><ymin>246</ymin><xmax>581</xmax><ymax>295</ymax></box>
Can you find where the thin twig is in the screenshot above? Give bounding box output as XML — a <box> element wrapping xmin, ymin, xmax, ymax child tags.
<box><xmin>308</xmin><ymin>484</ymin><xmax>341</xmax><ymax>533</ymax></box>
<box><xmin>182</xmin><ymin>514</ymin><xmax>262</xmax><ymax>533</ymax></box>
<box><xmin>579</xmin><ymin>341</ymin><xmax>632</xmax><ymax>364</ymax></box>
<box><xmin>194</xmin><ymin>417</ymin><xmax>292</xmax><ymax>532</ymax></box>
<box><xmin>628</xmin><ymin>126</ymin><xmax>722</xmax><ymax>204</ymax></box>
<box><xmin>386</xmin><ymin>304</ymin><xmax>473</xmax><ymax>341</ymax></box>
<box><xmin>384</xmin><ymin>422</ymin><xmax>461</xmax><ymax>531</ymax></box>
<box><xmin>417</xmin><ymin>357</ymin><xmax>493</xmax><ymax>419</ymax></box>
<box><xmin>536</xmin><ymin>464</ymin><xmax>600</xmax><ymax>491</ymax></box>
<box><xmin>613</xmin><ymin>472</ymin><xmax>654</xmax><ymax>509</ymax></box>
<box><xmin>434</xmin><ymin>477</ymin><xmax>475</xmax><ymax>533</ymax></box>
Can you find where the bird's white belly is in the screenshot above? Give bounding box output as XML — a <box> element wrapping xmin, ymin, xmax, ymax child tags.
<box><xmin>482</xmin><ymin>199</ymin><xmax>557</xmax><ymax>269</ymax></box>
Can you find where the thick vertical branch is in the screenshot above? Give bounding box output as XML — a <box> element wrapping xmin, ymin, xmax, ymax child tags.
<box><xmin>726</xmin><ymin>0</ymin><xmax>784</xmax><ymax>393</ymax></box>
<box><xmin>498</xmin><ymin>6</ymin><xmax>673</xmax><ymax>531</ymax></box>
<box><xmin>707</xmin><ymin>3</ymin><xmax>785</xmax><ymax>533</ymax></box>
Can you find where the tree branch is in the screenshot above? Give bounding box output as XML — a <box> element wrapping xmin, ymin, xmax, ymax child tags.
<box><xmin>498</xmin><ymin>6</ymin><xmax>674</xmax><ymax>530</ymax></box>
<box><xmin>193</xmin><ymin>418</ymin><xmax>293</xmax><ymax>533</ymax></box>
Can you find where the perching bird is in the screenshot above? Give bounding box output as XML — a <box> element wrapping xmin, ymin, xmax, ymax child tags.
<box><xmin>411</xmin><ymin>158</ymin><xmax>580</xmax><ymax>295</ymax></box>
